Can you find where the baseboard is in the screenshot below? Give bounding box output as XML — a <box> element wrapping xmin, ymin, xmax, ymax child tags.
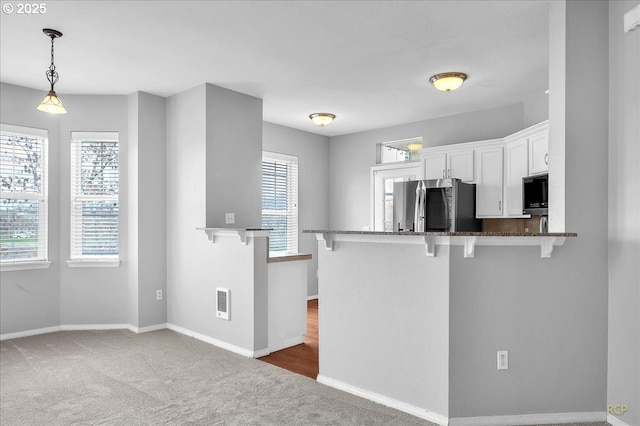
<box><xmin>1</xmin><ymin>323</ymin><xmax>168</xmax><ymax>341</ymax></box>
<box><xmin>449</xmin><ymin>411</ymin><xmax>607</xmax><ymax>426</ymax></box>
<box><xmin>166</xmin><ymin>323</ymin><xmax>267</xmax><ymax>358</ymax></box>
<box><xmin>128</xmin><ymin>323</ymin><xmax>168</xmax><ymax>334</ymax></box>
<box><xmin>269</xmin><ymin>335</ymin><xmax>304</xmax><ymax>353</ymax></box>
<box><xmin>608</xmin><ymin>413</ymin><xmax>631</xmax><ymax>426</ymax></box>
<box><xmin>61</xmin><ymin>324</ymin><xmax>130</xmax><ymax>331</ymax></box>
<box><xmin>307</xmin><ymin>295</ymin><xmax>318</xmax><ymax>301</ymax></box>
<box><xmin>0</xmin><ymin>326</ymin><xmax>61</xmax><ymax>341</ymax></box>
<box><xmin>316</xmin><ymin>375</ymin><xmax>448</xmax><ymax>426</ymax></box>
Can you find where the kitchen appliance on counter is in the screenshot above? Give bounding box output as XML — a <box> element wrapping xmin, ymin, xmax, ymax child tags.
<box><xmin>393</xmin><ymin>178</ymin><xmax>481</xmax><ymax>232</ymax></box>
<box><xmin>523</xmin><ymin>173</ymin><xmax>548</xmax><ymax>215</ymax></box>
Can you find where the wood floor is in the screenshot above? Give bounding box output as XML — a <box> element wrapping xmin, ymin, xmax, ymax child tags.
<box><xmin>258</xmin><ymin>299</ymin><xmax>319</xmax><ymax>379</ymax></box>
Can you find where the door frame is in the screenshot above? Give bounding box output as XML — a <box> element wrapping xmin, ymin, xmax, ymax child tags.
<box><xmin>370</xmin><ymin>161</ymin><xmax>422</xmax><ymax>231</ymax></box>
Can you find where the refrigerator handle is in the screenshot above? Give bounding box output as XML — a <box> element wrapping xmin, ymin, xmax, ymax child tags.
<box><xmin>414</xmin><ymin>181</ymin><xmax>426</xmax><ymax>232</ymax></box>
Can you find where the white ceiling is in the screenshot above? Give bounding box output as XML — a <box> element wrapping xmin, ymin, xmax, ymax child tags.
<box><xmin>0</xmin><ymin>1</ymin><xmax>549</xmax><ymax>137</ymax></box>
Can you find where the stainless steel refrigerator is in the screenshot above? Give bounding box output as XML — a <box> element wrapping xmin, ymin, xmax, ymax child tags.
<box><xmin>392</xmin><ymin>178</ymin><xmax>481</xmax><ymax>232</ymax></box>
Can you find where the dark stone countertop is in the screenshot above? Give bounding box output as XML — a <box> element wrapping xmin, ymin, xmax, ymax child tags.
<box><xmin>303</xmin><ymin>230</ymin><xmax>577</xmax><ymax>237</ymax></box>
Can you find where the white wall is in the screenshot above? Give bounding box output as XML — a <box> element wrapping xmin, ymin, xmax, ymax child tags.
<box><xmin>328</xmin><ymin>103</ymin><xmax>525</xmax><ymax>230</ymax></box>
<box><xmin>263</xmin><ymin>122</ymin><xmax>329</xmax><ymax>297</ymax></box>
<box><xmin>608</xmin><ymin>1</ymin><xmax>640</xmax><ymax>425</ymax></box>
<box><xmin>0</xmin><ymin>83</ymin><xmax>61</xmax><ymax>334</ymax></box>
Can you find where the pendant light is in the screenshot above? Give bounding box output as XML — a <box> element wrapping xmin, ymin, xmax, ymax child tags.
<box><xmin>309</xmin><ymin>113</ymin><xmax>336</xmax><ymax>127</ymax></box>
<box><xmin>429</xmin><ymin>72</ymin><xmax>468</xmax><ymax>92</ymax></box>
<box><xmin>37</xmin><ymin>28</ymin><xmax>67</xmax><ymax>114</ymax></box>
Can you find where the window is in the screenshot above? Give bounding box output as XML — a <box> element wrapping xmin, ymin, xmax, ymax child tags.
<box><xmin>261</xmin><ymin>152</ymin><xmax>298</xmax><ymax>254</ymax></box>
<box><xmin>380</xmin><ymin>137</ymin><xmax>423</xmax><ymax>163</ymax></box>
<box><xmin>70</xmin><ymin>132</ymin><xmax>119</xmax><ymax>262</ymax></box>
<box><xmin>0</xmin><ymin>124</ymin><xmax>49</xmax><ymax>266</ymax></box>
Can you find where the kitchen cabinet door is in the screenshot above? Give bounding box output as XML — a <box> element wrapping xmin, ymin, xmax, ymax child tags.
<box><xmin>423</xmin><ymin>152</ymin><xmax>447</xmax><ymax>180</ymax></box>
<box><xmin>528</xmin><ymin>130</ymin><xmax>549</xmax><ymax>175</ymax></box>
<box><xmin>505</xmin><ymin>138</ymin><xmax>529</xmax><ymax>216</ymax></box>
<box><xmin>447</xmin><ymin>149</ymin><xmax>475</xmax><ymax>182</ymax></box>
<box><xmin>476</xmin><ymin>146</ymin><xmax>504</xmax><ymax>217</ymax></box>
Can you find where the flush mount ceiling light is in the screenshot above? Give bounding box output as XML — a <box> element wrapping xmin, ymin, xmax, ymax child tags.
<box><xmin>309</xmin><ymin>113</ymin><xmax>336</xmax><ymax>127</ymax></box>
<box><xmin>37</xmin><ymin>28</ymin><xmax>67</xmax><ymax>114</ymax></box>
<box><xmin>429</xmin><ymin>72</ymin><xmax>468</xmax><ymax>92</ymax></box>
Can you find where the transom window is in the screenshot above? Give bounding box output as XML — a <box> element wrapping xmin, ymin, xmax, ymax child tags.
<box><xmin>0</xmin><ymin>124</ymin><xmax>49</xmax><ymax>264</ymax></box>
<box><xmin>380</xmin><ymin>137</ymin><xmax>423</xmax><ymax>163</ymax></box>
<box><xmin>261</xmin><ymin>152</ymin><xmax>298</xmax><ymax>254</ymax></box>
<box><xmin>70</xmin><ymin>132</ymin><xmax>119</xmax><ymax>260</ymax></box>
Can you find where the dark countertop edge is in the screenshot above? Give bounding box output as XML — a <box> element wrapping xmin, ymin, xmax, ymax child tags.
<box><xmin>267</xmin><ymin>253</ymin><xmax>313</xmax><ymax>263</ymax></box>
<box><xmin>303</xmin><ymin>230</ymin><xmax>578</xmax><ymax>237</ymax></box>
<box><xmin>197</xmin><ymin>227</ymin><xmax>271</xmax><ymax>231</ymax></box>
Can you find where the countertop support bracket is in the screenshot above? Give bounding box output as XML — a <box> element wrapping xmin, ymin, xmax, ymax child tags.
<box><xmin>424</xmin><ymin>236</ymin><xmax>435</xmax><ymax>257</ymax></box>
<box><xmin>541</xmin><ymin>237</ymin><xmax>557</xmax><ymax>258</ymax></box>
<box><xmin>464</xmin><ymin>236</ymin><xmax>477</xmax><ymax>258</ymax></box>
<box><xmin>315</xmin><ymin>233</ymin><xmax>334</xmax><ymax>251</ymax></box>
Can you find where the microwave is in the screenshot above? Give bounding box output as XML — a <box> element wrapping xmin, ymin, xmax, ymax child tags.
<box><xmin>522</xmin><ymin>174</ymin><xmax>548</xmax><ymax>215</ymax></box>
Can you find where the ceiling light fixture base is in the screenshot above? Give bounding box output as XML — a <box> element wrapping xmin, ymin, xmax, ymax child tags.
<box><xmin>42</xmin><ymin>28</ymin><xmax>63</xmax><ymax>39</ymax></box>
<box><xmin>309</xmin><ymin>112</ymin><xmax>336</xmax><ymax>127</ymax></box>
<box><xmin>429</xmin><ymin>72</ymin><xmax>468</xmax><ymax>92</ymax></box>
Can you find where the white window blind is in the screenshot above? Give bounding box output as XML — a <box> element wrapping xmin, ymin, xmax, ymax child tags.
<box><xmin>262</xmin><ymin>152</ymin><xmax>298</xmax><ymax>254</ymax></box>
<box><xmin>70</xmin><ymin>132</ymin><xmax>119</xmax><ymax>260</ymax></box>
<box><xmin>0</xmin><ymin>124</ymin><xmax>49</xmax><ymax>263</ymax></box>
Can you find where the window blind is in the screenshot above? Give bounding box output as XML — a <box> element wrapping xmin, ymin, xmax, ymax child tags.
<box><xmin>262</xmin><ymin>152</ymin><xmax>298</xmax><ymax>254</ymax></box>
<box><xmin>0</xmin><ymin>124</ymin><xmax>48</xmax><ymax>263</ymax></box>
<box><xmin>70</xmin><ymin>132</ymin><xmax>119</xmax><ymax>259</ymax></box>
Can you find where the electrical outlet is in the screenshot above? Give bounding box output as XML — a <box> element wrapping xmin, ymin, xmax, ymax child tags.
<box><xmin>225</xmin><ymin>212</ymin><xmax>235</xmax><ymax>224</ymax></box>
<box><xmin>156</xmin><ymin>290</ymin><xmax>163</xmax><ymax>300</ymax></box>
<box><xmin>497</xmin><ymin>350</ymin><xmax>508</xmax><ymax>370</ymax></box>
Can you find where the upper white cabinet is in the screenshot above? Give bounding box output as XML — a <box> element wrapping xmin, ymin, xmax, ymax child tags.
<box><xmin>528</xmin><ymin>129</ymin><xmax>549</xmax><ymax>175</ymax></box>
<box><xmin>422</xmin><ymin>148</ymin><xmax>474</xmax><ymax>181</ymax></box>
<box><xmin>476</xmin><ymin>145</ymin><xmax>504</xmax><ymax>217</ymax></box>
<box><xmin>504</xmin><ymin>138</ymin><xmax>529</xmax><ymax>217</ymax></box>
<box><xmin>423</xmin><ymin>151</ymin><xmax>447</xmax><ymax>180</ymax></box>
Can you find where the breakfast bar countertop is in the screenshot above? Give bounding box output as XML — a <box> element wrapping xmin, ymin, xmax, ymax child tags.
<box><xmin>302</xmin><ymin>230</ymin><xmax>578</xmax><ymax>237</ymax></box>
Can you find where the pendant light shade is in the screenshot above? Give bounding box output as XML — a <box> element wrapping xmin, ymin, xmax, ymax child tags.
<box><xmin>38</xmin><ymin>90</ymin><xmax>67</xmax><ymax>114</ymax></box>
<box><xmin>429</xmin><ymin>72</ymin><xmax>468</xmax><ymax>92</ymax></box>
<box><xmin>309</xmin><ymin>113</ymin><xmax>336</xmax><ymax>127</ymax></box>
<box><xmin>37</xmin><ymin>28</ymin><xmax>67</xmax><ymax>114</ymax></box>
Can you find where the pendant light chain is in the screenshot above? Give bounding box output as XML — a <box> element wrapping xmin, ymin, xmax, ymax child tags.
<box><xmin>46</xmin><ymin>35</ymin><xmax>59</xmax><ymax>90</ymax></box>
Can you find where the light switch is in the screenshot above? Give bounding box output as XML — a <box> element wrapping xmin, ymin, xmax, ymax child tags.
<box><xmin>225</xmin><ymin>213</ymin><xmax>235</xmax><ymax>224</ymax></box>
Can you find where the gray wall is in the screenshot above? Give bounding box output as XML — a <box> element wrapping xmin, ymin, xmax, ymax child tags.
<box><xmin>206</xmin><ymin>84</ymin><xmax>263</xmax><ymax>228</ymax></box>
<box><xmin>263</xmin><ymin>122</ymin><xmax>330</xmax><ymax>297</ymax></box>
<box><xmin>328</xmin><ymin>103</ymin><xmax>526</xmax><ymax>230</ymax></box>
<box><xmin>608</xmin><ymin>1</ymin><xmax>640</xmax><ymax>425</ymax></box>
<box><xmin>0</xmin><ymin>83</ymin><xmax>61</xmax><ymax>334</ymax></box>
<box><xmin>129</xmin><ymin>92</ymin><xmax>168</xmax><ymax>328</ymax></box>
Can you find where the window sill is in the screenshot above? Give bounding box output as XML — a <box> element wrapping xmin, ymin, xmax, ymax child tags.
<box><xmin>1</xmin><ymin>261</ymin><xmax>52</xmax><ymax>272</ymax></box>
<box><xmin>66</xmin><ymin>259</ymin><xmax>121</xmax><ymax>268</ymax></box>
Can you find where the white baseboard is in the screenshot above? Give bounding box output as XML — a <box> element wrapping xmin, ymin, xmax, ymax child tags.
<box><xmin>608</xmin><ymin>413</ymin><xmax>631</xmax><ymax>426</ymax></box>
<box><xmin>449</xmin><ymin>411</ymin><xmax>607</xmax><ymax>426</ymax></box>
<box><xmin>0</xmin><ymin>323</ymin><xmax>168</xmax><ymax>341</ymax></box>
<box><xmin>316</xmin><ymin>375</ymin><xmax>448</xmax><ymax>426</ymax></box>
<box><xmin>129</xmin><ymin>323</ymin><xmax>168</xmax><ymax>334</ymax></box>
<box><xmin>268</xmin><ymin>335</ymin><xmax>304</xmax><ymax>353</ymax></box>
<box><xmin>307</xmin><ymin>295</ymin><xmax>318</xmax><ymax>301</ymax></box>
<box><xmin>166</xmin><ymin>323</ymin><xmax>267</xmax><ymax>358</ymax></box>
<box><xmin>61</xmin><ymin>324</ymin><xmax>130</xmax><ymax>331</ymax></box>
<box><xmin>0</xmin><ymin>326</ymin><xmax>61</xmax><ymax>341</ymax></box>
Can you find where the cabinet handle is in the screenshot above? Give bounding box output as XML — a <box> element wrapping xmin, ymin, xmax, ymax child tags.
<box><xmin>448</xmin><ymin>169</ymin><xmax>451</xmax><ymax>178</ymax></box>
<box><xmin>499</xmin><ymin>200</ymin><xmax>502</xmax><ymax>211</ymax></box>
<box><xmin>544</xmin><ymin>153</ymin><xmax>549</xmax><ymax>165</ymax></box>
<box><xmin>443</xmin><ymin>169</ymin><xmax>446</xmax><ymax>178</ymax></box>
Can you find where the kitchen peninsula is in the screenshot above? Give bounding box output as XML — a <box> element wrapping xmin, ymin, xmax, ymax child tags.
<box><xmin>303</xmin><ymin>230</ymin><xmax>597</xmax><ymax>426</ymax></box>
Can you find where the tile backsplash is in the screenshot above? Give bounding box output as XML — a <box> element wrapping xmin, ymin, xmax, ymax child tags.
<box><xmin>482</xmin><ymin>216</ymin><xmax>544</xmax><ymax>233</ymax></box>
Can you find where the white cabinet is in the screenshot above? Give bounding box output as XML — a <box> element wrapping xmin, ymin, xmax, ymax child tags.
<box><xmin>447</xmin><ymin>150</ymin><xmax>475</xmax><ymax>182</ymax></box>
<box><xmin>423</xmin><ymin>152</ymin><xmax>447</xmax><ymax>180</ymax></box>
<box><xmin>528</xmin><ymin>130</ymin><xmax>549</xmax><ymax>175</ymax></box>
<box><xmin>476</xmin><ymin>146</ymin><xmax>504</xmax><ymax>217</ymax></box>
<box><xmin>504</xmin><ymin>138</ymin><xmax>529</xmax><ymax>217</ymax></box>
<box><xmin>422</xmin><ymin>149</ymin><xmax>474</xmax><ymax>181</ymax></box>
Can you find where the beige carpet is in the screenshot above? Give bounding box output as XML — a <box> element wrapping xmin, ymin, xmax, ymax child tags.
<box><xmin>0</xmin><ymin>329</ymin><xmax>436</xmax><ymax>425</ymax></box>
